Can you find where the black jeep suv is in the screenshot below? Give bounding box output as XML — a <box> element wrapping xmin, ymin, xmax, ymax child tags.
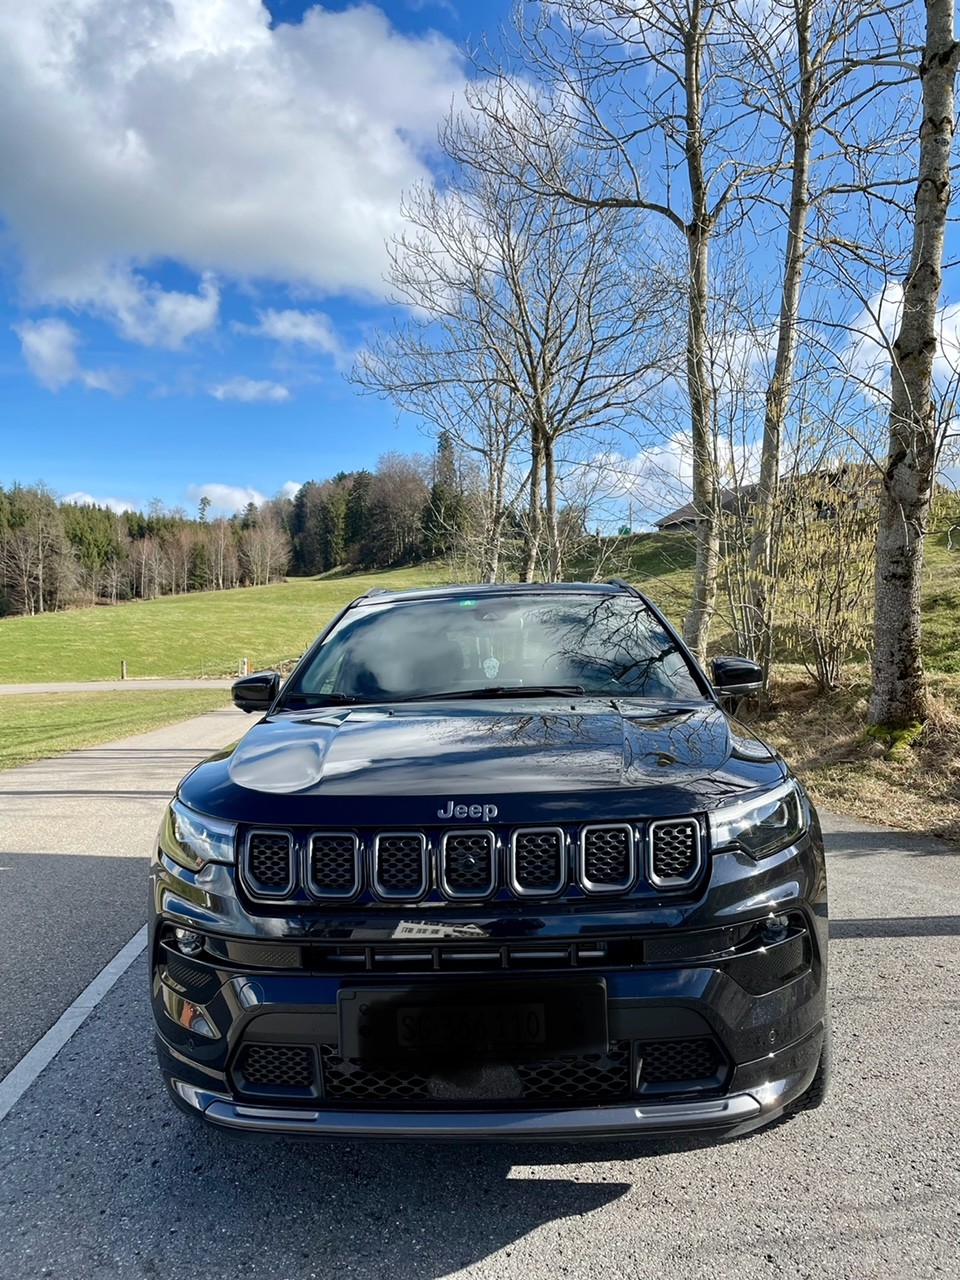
<box><xmin>150</xmin><ymin>581</ymin><xmax>828</xmax><ymax>1140</ymax></box>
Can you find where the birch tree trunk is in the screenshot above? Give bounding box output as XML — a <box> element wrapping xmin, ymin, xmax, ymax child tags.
<box><xmin>680</xmin><ymin>6</ymin><xmax>720</xmax><ymax>662</ymax></box>
<box><xmin>869</xmin><ymin>0</ymin><xmax>960</xmax><ymax>729</ymax></box>
<box><xmin>747</xmin><ymin>0</ymin><xmax>813</xmax><ymax>674</ymax></box>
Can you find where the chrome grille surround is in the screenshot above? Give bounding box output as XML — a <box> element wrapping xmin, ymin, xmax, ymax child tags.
<box><xmin>439</xmin><ymin>829</ymin><xmax>497</xmax><ymax>899</ymax></box>
<box><xmin>239</xmin><ymin>818</ymin><xmax>706</xmax><ymax>903</ymax></box>
<box><xmin>647</xmin><ymin>819</ymin><xmax>702</xmax><ymax>888</ymax></box>
<box><xmin>509</xmin><ymin>827</ymin><xmax>567</xmax><ymax>897</ymax></box>
<box><xmin>373</xmin><ymin>831</ymin><xmax>429</xmax><ymax>901</ymax></box>
<box><xmin>578</xmin><ymin>824</ymin><xmax>636</xmax><ymax>894</ymax></box>
<box><xmin>243</xmin><ymin>829</ymin><xmax>295</xmax><ymax>898</ymax></box>
<box><xmin>307</xmin><ymin>831</ymin><xmax>361</xmax><ymax>901</ymax></box>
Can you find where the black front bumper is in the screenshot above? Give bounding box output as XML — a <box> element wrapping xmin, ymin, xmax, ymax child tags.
<box><xmin>150</xmin><ymin>831</ymin><xmax>827</xmax><ymax>1141</ymax></box>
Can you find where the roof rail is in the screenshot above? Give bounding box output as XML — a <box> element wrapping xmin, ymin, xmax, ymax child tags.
<box><xmin>606</xmin><ymin>577</ymin><xmax>641</xmax><ymax>597</ymax></box>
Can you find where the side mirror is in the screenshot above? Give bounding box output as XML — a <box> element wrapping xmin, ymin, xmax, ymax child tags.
<box><xmin>232</xmin><ymin>671</ymin><xmax>281</xmax><ymax>714</ymax></box>
<box><xmin>710</xmin><ymin>655</ymin><xmax>763</xmax><ymax>698</ymax></box>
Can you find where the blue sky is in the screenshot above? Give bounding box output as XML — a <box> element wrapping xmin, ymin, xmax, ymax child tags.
<box><xmin>0</xmin><ymin>0</ymin><xmax>509</xmax><ymax>516</ymax></box>
<box><xmin>1</xmin><ymin>1</ymin><xmax>957</xmax><ymax>521</ymax></box>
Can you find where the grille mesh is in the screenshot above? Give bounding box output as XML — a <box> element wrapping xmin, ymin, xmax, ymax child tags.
<box><xmin>310</xmin><ymin>834</ymin><xmax>358</xmax><ymax>896</ymax></box>
<box><xmin>237</xmin><ymin>1044</ymin><xmax>315</xmax><ymax>1089</ymax></box>
<box><xmin>517</xmin><ymin>1042</ymin><xmax>630</xmax><ymax>1101</ymax></box>
<box><xmin>443</xmin><ymin>832</ymin><xmax>495</xmax><ymax>895</ymax></box>
<box><xmin>164</xmin><ymin>952</ymin><xmax>220</xmax><ymax>1000</ymax></box>
<box><xmin>513</xmin><ymin>830</ymin><xmax>564</xmax><ymax>893</ymax></box>
<box><xmin>651</xmin><ymin>821</ymin><xmax>700</xmax><ymax>881</ymax></box>
<box><xmin>321</xmin><ymin>1046</ymin><xmax>431</xmax><ymax>1101</ymax></box>
<box><xmin>247</xmin><ymin>831</ymin><xmax>292</xmax><ymax>891</ymax></box>
<box><xmin>319</xmin><ymin>1043</ymin><xmax>631</xmax><ymax>1104</ymax></box>
<box><xmin>376</xmin><ymin>834</ymin><xmax>426</xmax><ymax>895</ymax></box>
<box><xmin>236</xmin><ymin>1038</ymin><xmax>726</xmax><ymax>1102</ymax></box>
<box><xmin>638</xmin><ymin>1038</ymin><xmax>721</xmax><ymax>1083</ymax></box>
<box><xmin>583</xmin><ymin>826</ymin><xmax>632</xmax><ymax>887</ymax></box>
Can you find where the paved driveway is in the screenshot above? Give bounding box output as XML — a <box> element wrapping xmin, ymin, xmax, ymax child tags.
<box><xmin>0</xmin><ymin>714</ymin><xmax>957</xmax><ymax>1279</ymax></box>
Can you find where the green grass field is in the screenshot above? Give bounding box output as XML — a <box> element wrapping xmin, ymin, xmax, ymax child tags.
<box><xmin>0</xmin><ymin>533</ymin><xmax>956</xmax><ymax>684</ymax></box>
<box><xmin>0</xmin><ymin>564</ymin><xmax>447</xmax><ymax>683</ymax></box>
<box><xmin>0</xmin><ymin>690</ymin><xmax>232</xmax><ymax>770</ymax></box>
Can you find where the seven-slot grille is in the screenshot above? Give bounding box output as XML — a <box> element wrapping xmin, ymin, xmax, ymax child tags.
<box><xmin>240</xmin><ymin>820</ymin><xmax>705</xmax><ymax>903</ymax></box>
<box><xmin>648</xmin><ymin>820</ymin><xmax>701</xmax><ymax>886</ymax></box>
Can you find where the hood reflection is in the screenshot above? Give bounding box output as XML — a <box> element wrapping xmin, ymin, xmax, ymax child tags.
<box><xmin>224</xmin><ymin>699</ymin><xmax>776</xmax><ymax>797</ymax></box>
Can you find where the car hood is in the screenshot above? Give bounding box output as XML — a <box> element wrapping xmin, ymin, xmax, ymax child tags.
<box><xmin>179</xmin><ymin>699</ymin><xmax>786</xmax><ymax>825</ymax></box>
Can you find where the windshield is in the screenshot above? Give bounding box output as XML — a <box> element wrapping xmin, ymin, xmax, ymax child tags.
<box><xmin>281</xmin><ymin>593</ymin><xmax>704</xmax><ymax>706</ymax></box>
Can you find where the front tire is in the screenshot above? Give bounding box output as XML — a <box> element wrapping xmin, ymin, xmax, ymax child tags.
<box><xmin>794</xmin><ymin>1015</ymin><xmax>831</xmax><ymax>1112</ymax></box>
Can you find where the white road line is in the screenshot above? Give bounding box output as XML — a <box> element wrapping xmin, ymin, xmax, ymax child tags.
<box><xmin>0</xmin><ymin>925</ymin><xmax>147</xmax><ymax>1123</ymax></box>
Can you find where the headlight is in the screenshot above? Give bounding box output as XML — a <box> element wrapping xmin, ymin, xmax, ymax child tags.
<box><xmin>709</xmin><ymin>780</ymin><xmax>805</xmax><ymax>860</ymax></box>
<box><xmin>158</xmin><ymin>799</ymin><xmax>236</xmax><ymax>872</ymax></box>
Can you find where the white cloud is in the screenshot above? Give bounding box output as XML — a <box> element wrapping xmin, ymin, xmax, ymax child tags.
<box><xmin>239</xmin><ymin>308</ymin><xmax>349</xmax><ymax>367</ymax></box>
<box><xmin>209</xmin><ymin>376</ymin><xmax>290</xmax><ymax>403</ymax></box>
<box><xmin>13</xmin><ymin>318</ymin><xmax>117</xmax><ymax>392</ymax></box>
<box><xmin>186</xmin><ymin>482</ymin><xmax>267</xmax><ymax>514</ymax></box>
<box><xmin>595</xmin><ymin>434</ymin><xmax>694</xmax><ymax>524</ymax></box>
<box><xmin>843</xmin><ymin>284</ymin><xmax>960</xmax><ymax>400</ymax></box>
<box><xmin>279</xmin><ymin>481</ymin><xmax>302</xmax><ymax>500</ymax></box>
<box><xmin>592</xmin><ymin>430</ymin><xmax>765</xmax><ymax>527</ymax></box>
<box><xmin>63</xmin><ymin>490</ymin><xmax>136</xmax><ymax>513</ymax></box>
<box><xmin>0</xmin><ymin>0</ymin><xmax>466</xmax><ymax>344</ymax></box>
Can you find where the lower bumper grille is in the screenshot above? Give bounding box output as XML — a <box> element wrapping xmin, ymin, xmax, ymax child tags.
<box><xmin>320</xmin><ymin>1042</ymin><xmax>632</xmax><ymax>1104</ymax></box>
<box><xmin>230</xmin><ymin>1038</ymin><xmax>728</xmax><ymax>1106</ymax></box>
<box><xmin>235</xmin><ymin>1044</ymin><xmax>318</xmax><ymax>1094</ymax></box>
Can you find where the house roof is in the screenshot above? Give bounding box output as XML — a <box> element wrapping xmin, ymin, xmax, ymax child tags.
<box><xmin>655</xmin><ymin>485</ymin><xmax>756</xmax><ymax>530</ymax></box>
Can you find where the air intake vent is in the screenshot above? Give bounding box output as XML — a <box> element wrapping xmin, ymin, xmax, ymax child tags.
<box><xmin>245</xmin><ymin>830</ymin><xmax>294</xmax><ymax>897</ymax></box>
<box><xmin>234</xmin><ymin>1044</ymin><xmax>318</xmax><ymax>1096</ymax></box>
<box><xmin>580</xmin><ymin>825</ymin><xmax>635</xmax><ymax>892</ymax></box>
<box><xmin>373</xmin><ymin>832</ymin><xmax>428</xmax><ymax>899</ymax></box>
<box><xmin>309</xmin><ymin>832</ymin><xmax>360</xmax><ymax>899</ymax></box>
<box><xmin>510</xmin><ymin>828</ymin><xmax>566</xmax><ymax>896</ymax></box>
<box><xmin>637</xmin><ymin>1038</ymin><xmax>723</xmax><ymax>1085</ymax></box>
<box><xmin>648</xmin><ymin>820</ymin><xmax>701</xmax><ymax>886</ymax></box>
<box><xmin>441</xmin><ymin>831</ymin><xmax>496</xmax><ymax>898</ymax></box>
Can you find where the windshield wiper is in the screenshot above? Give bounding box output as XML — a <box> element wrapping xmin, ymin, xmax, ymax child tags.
<box><xmin>277</xmin><ymin>692</ymin><xmax>371</xmax><ymax>708</ymax></box>
<box><xmin>396</xmin><ymin>684</ymin><xmax>586</xmax><ymax>702</ymax></box>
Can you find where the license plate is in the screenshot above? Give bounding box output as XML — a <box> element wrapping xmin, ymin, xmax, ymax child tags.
<box><xmin>338</xmin><ymin>979</ymin><xmax>607</xmax><ymax>1064</ymax></box>
<box><xmin>397</xmin><ymin>1002</ymin><xmax>545</xmax><ymax>1052</ymax></box>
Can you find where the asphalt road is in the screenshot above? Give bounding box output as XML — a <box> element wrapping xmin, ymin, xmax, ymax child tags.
<box><xmin>0</xmin><ymin>714</ymin><xmax>958</xmax><ymax>1280</ymax></box>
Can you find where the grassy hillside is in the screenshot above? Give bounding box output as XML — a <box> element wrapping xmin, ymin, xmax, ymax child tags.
<box><xmin>0</xmin><ymin>530</ymin><xmax>955</xmax><ymax>684</ymax></box>
<box><xmin>0</xmin><ymin>564</ymin><xmax>447</xmax><ymax>683</ymax></box>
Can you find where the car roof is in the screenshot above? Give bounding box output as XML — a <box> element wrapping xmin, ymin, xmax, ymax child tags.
<box><xmin>351</xmin><ymin>579</ymin><xmax>648</xmax><ymax>606</ymax></box>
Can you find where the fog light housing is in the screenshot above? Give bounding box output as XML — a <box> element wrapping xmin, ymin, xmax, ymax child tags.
<box><xmin>761</xmin><ymin>914</ymin><xmax>791</xmax><ymax>945</ymax></box>
<box><xmin>175</xmin><ymin>928</ymin><xmax>203</xmax><ymax>956</ymax></box>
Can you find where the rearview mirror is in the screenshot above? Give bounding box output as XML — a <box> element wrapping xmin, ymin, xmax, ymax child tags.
<box><xmin>232</xmin><ymin>671</ymin><xmax>281</xmax><ymax>714</ymax></box>
<box><xmin>710</xmin><ymin>656</ymin><xmax>763</xmax><ymax>698</ymax></box>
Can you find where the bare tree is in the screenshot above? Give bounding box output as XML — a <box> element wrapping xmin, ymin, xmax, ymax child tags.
<box><xmin>355</xmin><ymin>119</ymin><xmax>665</xmax><ymax>583</ymax></box>
<box><xmin>458</xmin><ymin>0</ymin><xmax>784</xmax><ymax>654</ymax></box>
<box><xmin>868</xmin><ymin>0</ymin><xmax>960</xmax><ymax>728</ymax></box>
<box><xmin>723</xmin><ymin>0</ymin><xmax>914</xmax><ymax>672</ymax></box>
<box><xmin>0</xmin><ymin>485</ymin><xmax>73</xmax><ymax>614</ymax></box>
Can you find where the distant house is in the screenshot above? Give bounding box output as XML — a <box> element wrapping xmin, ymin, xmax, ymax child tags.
<box><xmin>655</xmin><ymin>485</ymin><xmax>757</xmax><ymax>532</ymax></box>
<box><xmin>654</xmin><ymin>467</ymin><xmax>878</xmax><ymax>532</ymax></box>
